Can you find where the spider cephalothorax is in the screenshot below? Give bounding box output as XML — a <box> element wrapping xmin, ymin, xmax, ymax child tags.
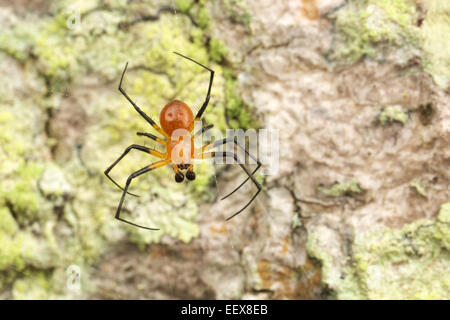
<box><xmin>104</xmin><ymin>52</ymin><xmax>262</xmax><ymax>230</ymax></box>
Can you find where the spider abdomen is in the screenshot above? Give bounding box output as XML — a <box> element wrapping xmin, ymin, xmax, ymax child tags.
<box><xmin>160</xmin><ymin>100</ymin><xmax>193</xmax><ymax>136</ymax></box>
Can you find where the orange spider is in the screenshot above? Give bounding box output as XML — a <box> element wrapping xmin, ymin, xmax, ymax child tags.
<box><xmin>104</xmin><ymin>52</ymin><xmax>261</xmax><ymax>230</ymax></box>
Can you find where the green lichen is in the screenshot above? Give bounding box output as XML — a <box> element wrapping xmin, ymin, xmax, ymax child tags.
<box><xmin>420</xmin><ymin>0</ymin><xmax>450</xmax><ymax>88</ymax></box>
<box><xmin>330</xmin><ymin>0</ymin><xmax>450</xmax><ymax>89</ymax></box>
<box><xmin>175</xmin><ymin>0</ymin><xmax>194</xmax><ymax>14</ymax></box>
<box><xmin>188</xmin><ymin>161</ymin><xmax>217</xmax><ymax>201</ymax></box>
<box><xmin>378</xmin><ymin>105</ymin><xmax>409</xmax><ymax>125</ymax></box>
<box><xmin>438</xmin><ymin>203</ymin><xmax>450</xmax><ymax>223</ymax></box>
<box><xmin>197</xmin><ymin>6</ymin><xmax>211</xmax><ymax>29</ymax></box>
<box><xmin>410</xmin><ymin>179</ymin><xmax>427</xmax><ymax>197</ymax></box>
<box><xmin>12</xmin><ymin>273</ymin><xmax>53</xmax><ymax>300</ymax></box>
<box><xmin>330</xmin><ymin>0</ymin><xmax>419</xmax><ymax>63</ymax></box>
<box><xmin>209</xmin><ymin>38</ymin><xmax>229</xmax><ymax>63</ymax></box>
<box><xmin>291</xmin><ymin>214</ymin><xmax>303</xmax><ymax>229</ymax></box>
<box><xmin>307</xmin><ymin>202</ymin><xmax>450</xmax><ymax>299</ymax></box>
<box><xmin>224</xmin><ymin>69</ymin><xmax>259</xmax><ymax>130</ymax></box>
<box><xmin>306</xmin><ymin>231</ymin><xmax>362</xmax><ymax>299</ymax></box>
<box><xmin>221</xmin><ymin>0</ymin><xmax>252</xmax><ymax>29</ymax></box>
<box><xmin>319</xmin><ymin>179</ymin><xmax>362</xmax><ymax>197</ymax></box>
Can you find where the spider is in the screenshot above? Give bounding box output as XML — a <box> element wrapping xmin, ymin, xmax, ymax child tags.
<box><xmin>104</xmin><ymin>52</ymin><xmax>262</xmax><ymax>230</ymax></box>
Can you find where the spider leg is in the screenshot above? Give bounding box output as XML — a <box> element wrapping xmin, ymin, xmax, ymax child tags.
<box><xmin>211</xmin><ymin>137</ymin><xmax>262</xmax><ymax>200</ymax></box>
<box><xmin>200</xmin><ymin>137</ymin><xmax>261</xmax><ymax>199</ymax></box>
<box><xmin>193</xmin><ymin>124</ymin><xmax>214</xmax><ymax>138</ymax></box>
<box><xmin>119</xmin><ymin>62</ymin><xmax>170</xmax><ymax>140</ymax></box>
<box><xmin>137</xmin><ymin>132</ymin><xmax>167</xmax><ymax>145</ymax></box>
<box><xmin>173</xmin><ymin>52</ymin><xmax>214</xmax><ymax>120</ymax></box>
<box><xmin>104</xmin><ymin>144</ymin><xmax>165</xmax><ymax>197</ymax></box>
<box><xmin>191</xmin><ymin>124</ymin><xmax>214</xmax><ymax>159</ymax></box>
<box><xmin>115</xmin><ymin>159</ymin><xmax>171</xmax><ymax>230</ymax></box>
<box><xmin>203</xmin><ymin>151</ymin><xmax>261</xmax><ymax>221</ymax></box>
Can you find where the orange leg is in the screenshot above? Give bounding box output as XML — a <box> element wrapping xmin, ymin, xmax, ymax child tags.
<box><xmin>137</xmin><ymin>132</ymin><xmax>167</xmax><ymax>146</ymax></box>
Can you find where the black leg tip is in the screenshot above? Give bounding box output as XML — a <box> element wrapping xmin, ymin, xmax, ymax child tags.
<box><xmin>175</xmin><ymin>172</ymin><xmax>184</xmax><ymax>183</ymax></box>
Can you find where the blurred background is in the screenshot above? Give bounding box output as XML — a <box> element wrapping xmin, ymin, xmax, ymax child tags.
<box><xmin>0</xmin><ymin>0</ymin><xmax>449</xmax><ymax>299</ymax></box>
